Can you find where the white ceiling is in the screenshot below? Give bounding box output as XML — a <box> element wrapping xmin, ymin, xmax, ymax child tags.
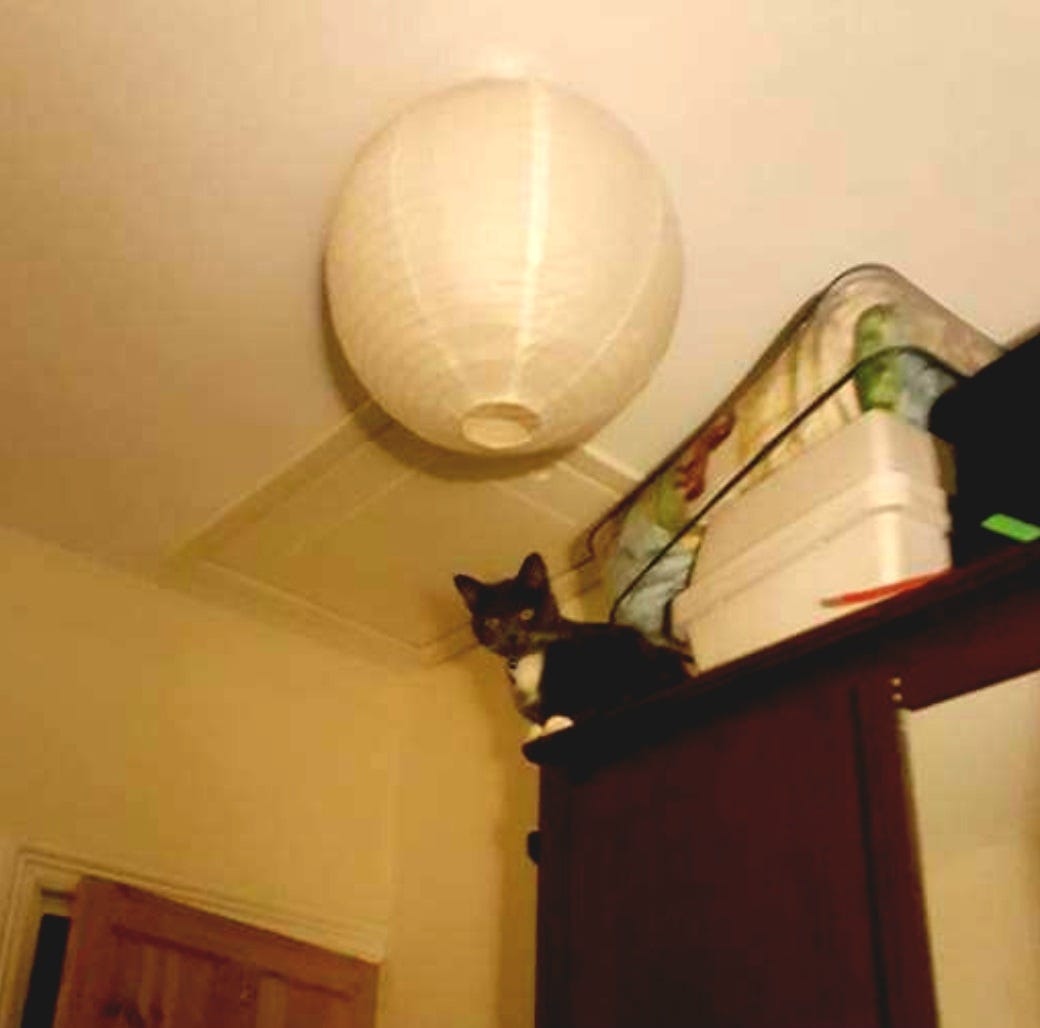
<box><xmin>3</xmin><ymin>1</ymin><xmax>1040</xmax><ymax>661</ymax></box>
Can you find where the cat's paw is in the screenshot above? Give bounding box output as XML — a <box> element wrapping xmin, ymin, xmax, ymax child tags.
<box><xmin>525</xmin><ymin>723</ymin><xmax>544</xmax><ymax>743</ymax></box>
<box><xmin>543</xmin><ymin>715</ymin><xmax>575</xmax><ymax>735</ymax></box>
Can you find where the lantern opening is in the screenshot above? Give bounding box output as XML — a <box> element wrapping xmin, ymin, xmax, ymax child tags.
<box><xmin>461</xmin><ymin>401</ymin><xmax>541</xmax><ymax>451</ymax></box>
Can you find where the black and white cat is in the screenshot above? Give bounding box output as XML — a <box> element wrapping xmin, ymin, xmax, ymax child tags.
<box><xmin>454</xmin><ymin>553</ymin><xmax>692</xmax><ymax>740</ymax></box>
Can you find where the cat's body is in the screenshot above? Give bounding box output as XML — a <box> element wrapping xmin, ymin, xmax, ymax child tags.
<box><xmin>454</xmin><ymin>553</ymin><xmax>692</xmax><ymax>736</ymax></box>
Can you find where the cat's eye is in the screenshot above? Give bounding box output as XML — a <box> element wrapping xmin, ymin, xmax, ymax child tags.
<box><xmin>486</xmin><ymin>617</ymin><xmax>501</xmax><ymax>629</ymax></box>
<box><xmin>519</xmin><ymin>609</ymin><xmax>535</xmax><ymax>622</ymax></box>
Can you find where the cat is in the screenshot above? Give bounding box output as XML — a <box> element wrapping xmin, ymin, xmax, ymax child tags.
<box><xmin>454</xmin><ymin>552</ymin><xmax>693</xmax><ymax>740</ymax></box>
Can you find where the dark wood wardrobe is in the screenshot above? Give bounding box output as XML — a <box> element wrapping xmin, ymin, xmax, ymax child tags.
<box><xmin>526</xmin><ymin>543</ymin><xmax>1040</xmax><ymax>1028</ymax></box>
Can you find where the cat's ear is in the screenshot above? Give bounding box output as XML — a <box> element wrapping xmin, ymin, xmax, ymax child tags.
<box><xmin>518</xmin><ymin>552</ymin><xmax>549</xmax><ymax>590</ymax></box>
<box><xmin>453</xmin><ymin>574</ymin><xmax>484</xmax><ymax>611</ymax></box>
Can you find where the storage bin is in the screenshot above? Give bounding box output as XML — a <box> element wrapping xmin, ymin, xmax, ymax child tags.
<box><xmin>672</xmin><ymin>411</ymin><xmax>952</xmax><ymax>669</ymax></box>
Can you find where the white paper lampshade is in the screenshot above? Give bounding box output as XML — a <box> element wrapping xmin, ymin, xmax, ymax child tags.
<box><xmin>325</xmin><ymin>79</ymin><xmax>683</xmax><ymax>455</ymax></box>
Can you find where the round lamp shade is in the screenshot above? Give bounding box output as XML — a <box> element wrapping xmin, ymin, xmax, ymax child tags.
<box><xmin>325</xmin><ymin>79</ymin><xmax>683</xmax><ymax>455</ymax></box>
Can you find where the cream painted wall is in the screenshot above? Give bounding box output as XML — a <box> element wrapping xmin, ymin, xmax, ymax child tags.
<box><xmin>374</xmin><ymin>583</ymin><xmax>604</xmax><ymax>1027</ymax></box>
<box><xmin>920</xmin><ymin>839</ymin><xmax>1040</xmax><ymax>1028</ymax></box>
<box><xmin>0</xmin><ymin>523</ymin><xmax>544</xmax><ymax>1027</ymax></box>
<box><xmin>0</xmin><ymin>525</ymin><xmax>403</xmax><ymax>942</ymax></box>
<box><xmin>907</xmin><ymin>672</ymin><xmax>1040</xmax><ymax>1028</ymax></box>
<box><xmin>378</xmin><ymin>648</ymin><xmax>539</xmax><ymax>1028</ymax></box>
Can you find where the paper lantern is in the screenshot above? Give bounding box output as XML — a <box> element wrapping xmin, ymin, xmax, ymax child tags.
<box><xmin>324</xmin><ymin>79</ymin><xmax>683</xmax><ymax>455</ymax></box>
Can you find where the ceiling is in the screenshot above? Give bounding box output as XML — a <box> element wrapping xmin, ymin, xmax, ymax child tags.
<box><xmin>3</xmin><ymin>1</ymin><xmax>1040</xmax><ymax>664</ymax></box>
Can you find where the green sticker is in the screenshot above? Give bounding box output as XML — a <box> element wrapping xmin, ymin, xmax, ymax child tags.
<box><xmin>981</xmin><ymin>513</ymin><xmax>1040</xmax><ymax>543</ymax></box>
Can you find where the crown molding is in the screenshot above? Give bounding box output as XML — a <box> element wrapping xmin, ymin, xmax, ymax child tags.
<box><xmin>159</xmin><ymin>403</ymin><xmax>630</xmax><ymax>670</ymax></box>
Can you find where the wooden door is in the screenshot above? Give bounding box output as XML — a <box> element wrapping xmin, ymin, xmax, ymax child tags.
<box><xmin>52</xmin><ymin>879</ymin><xmax>377</xmax><ymax>1028</ymax></box>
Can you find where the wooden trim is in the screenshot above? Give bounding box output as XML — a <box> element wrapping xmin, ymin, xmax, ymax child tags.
<box><xmin>534</xmin><ymin>768</ymin><xmax>573</xmax><ymax>1028</ymax></box>
<box><xmin>526</xmin><ymin>542</ymin><xmax>1040</xmax><ymax>767</ymax></box>
<box><xmin>862</xmin><ymin>557</ymin><xmax>1040</xmax><ymax>710</ymax></box>
<box><xmin>851</xmin><ymin>681</ymin><xmax>939</xmax><ymax>1028</ymax></box>
<box><xmin>0</xmin><ymin>848</ymin><xmax>63</xmax><ymax>1028</ymax></box>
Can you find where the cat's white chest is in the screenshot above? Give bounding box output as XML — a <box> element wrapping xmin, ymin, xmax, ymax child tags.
<box><xmin>508</xmin><ymin>652</ymin><xmax>544</xmax><ymax>713</ymax></box>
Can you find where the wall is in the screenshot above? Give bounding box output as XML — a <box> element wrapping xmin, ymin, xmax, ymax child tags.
<box><xmin>906</xmin><ymin>671</ymin><xmax>1040</xmax><ymax>1028</ymax></box>
<box><xmin>0</xmin><ymin>525</ymin><xmax>403</xmax><ymax>945</ymax></box>
<box><xmin>920</xmin><ymin>839</ymin><xmax>1040</xmax><ymax>1028</ymax></box>
<box><xmin>0</xmin><ymin>525</ymin><xmax>544</xmax><ymax>1027</ymax></box>
<box><xmin>376</xmin><ymin>586</ymin><xmax>606</xmax><ymax>1028</ymax></box>
<box><xmin>377</xmin><ymin>648</ymin><xmax>539</xmax><ymax>1028</ymax></box>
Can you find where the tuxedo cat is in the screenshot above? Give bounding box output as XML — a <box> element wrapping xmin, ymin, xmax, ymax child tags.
<box><xmin>454</xmin><ymin>553</ymin><xmax>692</xmax><ymax>739</ymax></box>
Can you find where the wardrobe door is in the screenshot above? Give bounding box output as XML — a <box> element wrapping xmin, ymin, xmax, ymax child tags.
<box><xmin>537</xmin><ymin>674</ymin><xmax>936</xmax><ymax>1028</ymax></box>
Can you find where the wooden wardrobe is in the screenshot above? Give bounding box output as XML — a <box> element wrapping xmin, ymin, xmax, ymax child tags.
<box><xmin>527</xmin><ymin>543</ymin><xmax>1040</xmax><ymax>1028</ymax></box>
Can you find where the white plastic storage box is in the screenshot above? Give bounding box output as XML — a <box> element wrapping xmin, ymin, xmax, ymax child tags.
<box><xmin>672</xmin><ymin>411</ymin><xmax>952</xmax><ymax>669</ymax></box>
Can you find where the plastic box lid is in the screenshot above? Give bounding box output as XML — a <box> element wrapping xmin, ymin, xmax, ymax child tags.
<box><xmin>695</xmin><ymin>410</ymin><xmax>950</xmax><ymax>576</ymax></box>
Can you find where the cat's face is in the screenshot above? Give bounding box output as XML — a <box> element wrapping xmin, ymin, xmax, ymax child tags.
<box><xmin>453</xmin><ymin>553</ymin><xmax>561</xmax><ymax>659</ymax></box>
